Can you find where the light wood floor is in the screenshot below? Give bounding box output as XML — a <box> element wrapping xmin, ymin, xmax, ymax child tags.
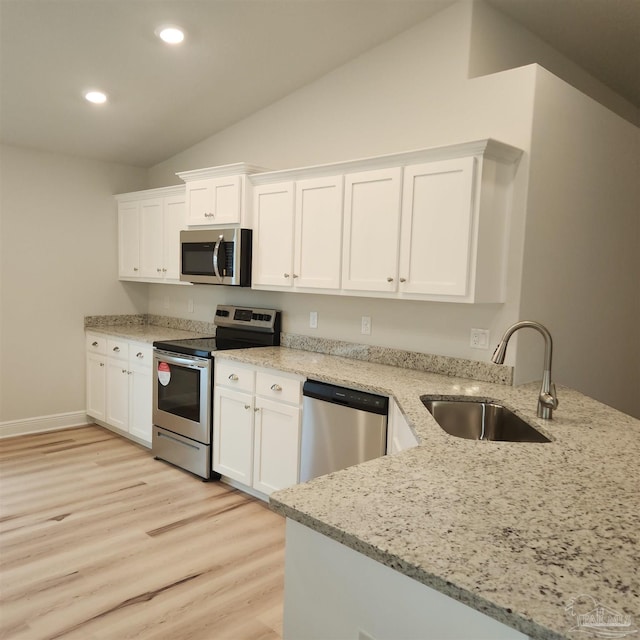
<box><xmin>0</xmin><ymin>425</ymin><xmax>286</xmax><ymax>640</ymax></box>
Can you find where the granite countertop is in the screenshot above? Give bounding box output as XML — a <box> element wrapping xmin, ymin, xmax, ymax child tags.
<box><xmin>84</xmin><ymin>314</ymin><xmax>216</xmax><ymax>344</ymax></box>
<box><xmin>214</xmin><ymin>346</ymin><xmax>640</xmax><ymax>640</ymax></box>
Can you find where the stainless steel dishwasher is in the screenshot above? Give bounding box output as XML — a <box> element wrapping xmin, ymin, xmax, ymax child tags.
<box><xmin>299</xmin><ymin>380</ymin><xmax>388</xmax><ymax>482</ymax></box>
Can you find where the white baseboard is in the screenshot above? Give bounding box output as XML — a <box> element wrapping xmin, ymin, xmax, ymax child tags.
<box><xmin>0</xmin><ymin>411</ymin><xmax>90</xmax><ymax>439</ymax></box>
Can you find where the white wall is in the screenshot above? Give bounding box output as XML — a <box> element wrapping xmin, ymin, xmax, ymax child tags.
<box><xmin>148</xmin><ymin>0</ymin><xmax>537</xmax><ymax>370</ymax></box>
<box><xmin>518</xmin><ymin>68</ymin><xmax>640</xmax><ymax>418</ymax></box>
<box><xmin>0</xmin><ymin>145</ymin><xmax>148</xmax><ymax>426</ymax></box>
<box><xmin>468</xmin><ymin>1</ymin><xmax>639</xmax><ymax>127</ymax></box>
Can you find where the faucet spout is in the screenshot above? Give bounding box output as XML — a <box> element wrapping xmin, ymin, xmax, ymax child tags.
<box><xmin>491</xmin><ymin>321</ymin><xmax>559</xmax><ymax>419</ymax></box>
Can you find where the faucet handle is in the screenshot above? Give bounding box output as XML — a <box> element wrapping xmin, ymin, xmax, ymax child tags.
<box><xmin>540</xmin><ymin>383</ymin><xmax>559</xmax><ymax>409</ymax></box>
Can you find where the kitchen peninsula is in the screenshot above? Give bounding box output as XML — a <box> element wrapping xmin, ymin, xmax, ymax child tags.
<box><xmin>215</xmin><ymin>345</ymin><xmax>640</xmax><ymax>640</ymax></box>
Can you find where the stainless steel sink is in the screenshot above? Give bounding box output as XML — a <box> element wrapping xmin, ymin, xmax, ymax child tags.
<box><xmin>420</xmin><ymin>397</ymin><xmax>551</xmax><ymax>442</ymax></box>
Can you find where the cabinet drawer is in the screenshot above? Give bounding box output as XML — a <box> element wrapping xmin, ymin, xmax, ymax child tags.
<box><xmin>86</xmin><ymin>333</ymin><xmax>106</xmax><ymax>354</ymax></box>
<box><xmin>256</xmin><ymin>370</ymin><xmax>302</xmax><ymax>405</ymax></box>
<box><xmin>129</xmin><ymin>343</ymin><xmax>153</xmax><ymax>368</ymax></box>
<box><xmin>216</xmin><ymin>360</ymin><xmax>255</xmax><ymax>393</ymax></box>
<box><xmin>107</xmin><ymin>338</ymin><xmax>129</xmax><ymax>360</ymax></box>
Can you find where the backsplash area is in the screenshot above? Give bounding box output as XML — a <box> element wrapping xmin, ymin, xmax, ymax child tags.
<box><xmin>85</xmin><ymin>315</ymin><xmax>513</xmax><ymax>386</ymax></box>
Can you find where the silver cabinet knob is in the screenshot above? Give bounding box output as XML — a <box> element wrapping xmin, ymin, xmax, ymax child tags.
<box><xmin>99</xmin><ymin>362</ymin><xmax>104</xmax><ymax>367</ymax></box>
<box><xmin>162</xmin><ymin>268</ymin><xmax>167</xmax><ymax>272</ymax></box>
<box><xmin>136</xmin><ymin>352</ymin><xmax>144</xmax><ymax>359</ymax></box>
<box><xmin>113</xmin><ymin>346</ymin><xmax>120</xmax><ymax>352</ymax></box>
<box><xmin>133</xmin><ymin>267</ymin><xmax>139</xmax><ymax>272</ymax></box>
<box><xmin>228</xmin><ymin>373</ymin><xmax>239</xmax><ymax>381</ymax></box>
<box><xmin>157</xmin><ymin>268</ymin><xmax>162</xmax><ymax>272</ymax></box>
<box><xmin>283</xmin><ymin>273</ymin><xmax>290</xmax><ymax>278</ymax></box>
<box><xmin>254</xmin><ymin>407</ymin><xmax>259</xmax><ymax>412</ymax></box>
<box><xmin>399</xmin><ymin>277</ymin><xmax>406</xmax><ymax>283</ymax></box>
<box><xmin>387</xmin><ymin>277</ymin><xmax>394</xmax><ymax>282</ymax></box>
<box><xmin>292</xmin><ymin>274</ymin><xmax>298</xmax><ymax>279</ymax></box>
<box><xmin>270</xmin><ymin>384</ymin><xmax>282</xmax><ymax>392</ymax></box>
<box><xmin>121</xmin><ymin>368</ymin><xmax>127</xmax><ymax>374</ymax></box>
<box><xmin>92</xmin><ymin>341</ymin><xmax>98</xmax><ymax>347</ymax></box>
<box><xmin>244</xmin><ymin>404</ymin><xmax>251</xmax><ymax>410</ymax></box>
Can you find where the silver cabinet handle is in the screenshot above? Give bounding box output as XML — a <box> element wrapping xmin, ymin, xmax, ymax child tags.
<box><xmin>400</xmin><ymin>277</ymin><xmax>406</xmax><ymax>283</ymax></box>
<box><xmin>270</xmin><ymin>383</ymin><xmax>282</xmax><ymax>392</ymax></box>
<box><xmin>113</xmin><ymin>346</ymin><xmax>120</xmax><ymax>352</ymax></box>
<box><xmin>387</xmin><ymin>277</ymin><xmax>394</xmax><ymax>282</ymax></box>
<box><xmin>136</xmin><ymin>352</ymin><xmax>144</xmax><ymax>359</ymax></box>
<box><xmin>228</xmin><ymin>373</ymin><xmax>239</xmax><ymax>381</ymax></box>
<box><xmin>92</xmin><ymin>341</ymin><xmax>98</xmax><ymax>347</ymax></box>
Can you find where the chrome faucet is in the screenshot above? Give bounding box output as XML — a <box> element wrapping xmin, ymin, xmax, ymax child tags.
<box><xmin>491</xmin><ymin>321</ymin><xmax>559</xmax><ymax>419</ymax></box>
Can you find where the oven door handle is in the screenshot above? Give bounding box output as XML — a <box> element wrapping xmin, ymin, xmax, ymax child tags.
<box><xmin>154</xmin><ymin>351</ymin><xmax>210</xmax><ymax>370</ymax></box>
<box><xmin>212</xmin><ymin>234</ymin><xmax>224</xmax><ymax>282</ymax></box>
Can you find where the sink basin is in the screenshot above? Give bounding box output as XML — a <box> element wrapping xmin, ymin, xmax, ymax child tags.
<box><xmin>420</xmin><ymin>397</ymin><xmax>550</xmax><ymax>443</ymax></box>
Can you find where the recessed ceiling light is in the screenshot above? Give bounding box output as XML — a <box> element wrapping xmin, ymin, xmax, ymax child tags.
<box><xmin>84</xmin><ymin>91</ymin><xmax>107</xmax><ymax>104</ymax></box>
<box><xmin>156</xmin><ymin>25</ymin><xmax>185</xmax><ymax>44</ymax></box>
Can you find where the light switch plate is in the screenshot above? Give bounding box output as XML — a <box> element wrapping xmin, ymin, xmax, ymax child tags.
<box><xmin>309</xmin><ymin>311</ymin><xmax>318</xmax><ymax>329</ymax></box>
<box><xmin>361</xmin><ymin>316</ymin><xmax>372</xmax><ymax>335</ymax></box>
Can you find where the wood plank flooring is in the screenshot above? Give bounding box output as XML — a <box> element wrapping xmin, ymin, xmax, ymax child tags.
<box><xmin>0</xmin><ymin>425</ymin><xmax>286</xmax><ymax>640</ymax></box>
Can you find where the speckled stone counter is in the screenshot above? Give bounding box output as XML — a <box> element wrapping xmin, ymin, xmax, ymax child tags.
<box><xmin>214</xmin><ymin>346</ymin><xmax>640</xmax><ymax>640</ymax></box>
<box><xmin>84</xmin><ymin>314</ymin><xmax>215</xmax><ymax>343</ymax></box>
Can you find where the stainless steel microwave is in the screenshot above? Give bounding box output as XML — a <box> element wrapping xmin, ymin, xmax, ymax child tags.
<box><xmin>180</xmin><ymin>228</ymin><xmax>252</xmax><ymax>286</ymax></box>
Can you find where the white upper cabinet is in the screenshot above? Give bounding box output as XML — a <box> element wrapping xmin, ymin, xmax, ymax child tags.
<box><xmin>252</xmin><ymin>181</ymin><xmax>296</xmax><ymax>287</ymax></box>
<box><xmin>252</xmin><ymin>175</ymin><xmax>344</xmax><ymax>291</ymax></box>
<box><xmin>398</xmin><ymin>157</ymin><xmax>476</xmax><ymax>297</ymax></box>
<box><xmin>177</xmin><ymin>163</ymin><xmax>267</xmax><ymax>228</ymax></box>
<box><xmin>342</xmin><ymin>168</ymin><xmax>402</xmax><ymax>293</ymax></box>
<box><xmin>115</xmin><ymin>186</ymin><xmax>186</xmax><ymax>284</ymax></box>
<box><xmin>118</xmin><ymin>200</ymin><xmax>141</xmax><ymax>278</ymax></box>
<box><xmin>295</xmin><ymin>176</ymin><xmax>344</xmax><ymax>290</ymax></box>
<box><xmin>250</xmin><ymin>139</ymin><xmax>522</xmax><ymax>303</ymax></box>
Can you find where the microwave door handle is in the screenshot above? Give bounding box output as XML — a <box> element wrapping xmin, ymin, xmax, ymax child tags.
<box><xmin>212</xmin><ymin>235</ymin><xmax>224</xmax><ymax>282</ymax></box>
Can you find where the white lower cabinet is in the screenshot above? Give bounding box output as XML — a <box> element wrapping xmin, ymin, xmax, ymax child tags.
<box><xmin>213</xmin><ymin>360</ymin><xmax>303</xmax><ymax>497</ymax></box>
<box><xmin>387</xmin><ymin>398</ymin><xmax>419</xmax><ymax>454</ymax></box>
<box><xmin>85</xmin><ymin>332</ymin><xmax>153</xmax><ymax>446</ymax></box>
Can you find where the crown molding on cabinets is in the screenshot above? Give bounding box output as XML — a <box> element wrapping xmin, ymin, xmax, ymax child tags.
<box><xmin>248</xmin><ymin>139</ymin><xmax>523</xmax><ymax>185</ymax></box>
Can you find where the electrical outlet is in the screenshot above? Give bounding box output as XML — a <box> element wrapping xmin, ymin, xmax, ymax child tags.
<box><xmin>187</xmin><ymin>299</ymin><xmax>194</xmax><ymax>313</ymax></box>
<box><xmin>470</xmin><ymin>328</ymin><xmax>490</xmax><ymax>349</ymax></box>
<box><xmin>361</xmin><ymin>316</ymin><xmax>371</xmax><ymax>335</ymax></box>
<box><xmin>309</xmin><ymin>311</ymin><xmax>318</xmax><ymax>329</ymax></box>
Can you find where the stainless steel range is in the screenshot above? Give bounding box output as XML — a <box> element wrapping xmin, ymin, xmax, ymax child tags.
<box><xmin>152</xmin><ymin>305</ymin><xmax>280</xmax><ymax>479</ymax></box>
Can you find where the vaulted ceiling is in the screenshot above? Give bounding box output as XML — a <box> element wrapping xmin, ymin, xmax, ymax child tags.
<box><xmin>1</xmin><ymin>0</ymin><xmax>638</xmax><ymax>167</ymax></box>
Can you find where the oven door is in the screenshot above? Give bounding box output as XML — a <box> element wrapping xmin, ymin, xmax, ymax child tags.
<box><xmin>153</xmin><ymin>350</ymin><xmax>212</xmax><ymax>444</ymax></box>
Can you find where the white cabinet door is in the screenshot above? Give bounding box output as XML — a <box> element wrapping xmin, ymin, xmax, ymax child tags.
<box><xmin>399</xmin><ymin>157</ymin><xmax>476</xmax><ymax>297</ymax></box>
<box><xmin>139</xmin><ymin>198</ymin><xmax>164</xmax><ymax>280</ymax></box>
<box><xmin>387</xmin><ymin>399</ymin><xmax>418</xmax><ymax>455</ymax></box>
<box><xmin>294</xmin><ymin>176</ymin><xmax>344</xmax><ymax>290</ymax></box>
<box><xmin>213</xmin><ymin>387</ymin><xmax>254</xmax><ymax>485</ymax></box>
<box><xmin>252</xmin><ymin>182</ymin><xmax>295</xmax><ymax>287</ymax></box>
<box><xmin>118</xmin><ymin>201</ymin><xmax>140</xmax><ymax>278</ymax></box>
<box><xmin>86</xmin><ymin>352</ymin><xmax>106</xmax><ymax>422</ymax></box>
<box><xmin>163</xmin><ymin>194</ymin><xmax>186</xmax><ymax>281</ymax></box>
<box><xmin>253</xmin><ymin>398</ymin><xmax>301</xmax><ymax>496</ymax></box>
<box><xmin>128</xmin><ymin>345</ymin><xmax>153</xmax><ymax>445</ymax></box>
<box><xmin>342</xmin><ymin>168</ymin><xmax>402</xmax><ymax>292</ymax></box>
<box><xmin>186</xmin><ymin>176</ymin><xmax>242</xmax><ymax>226</ymax></box>
<box><xmin>106</xmin><ymin>360</ymin><xmax>129</xmax><ymax>432</ymax></box>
